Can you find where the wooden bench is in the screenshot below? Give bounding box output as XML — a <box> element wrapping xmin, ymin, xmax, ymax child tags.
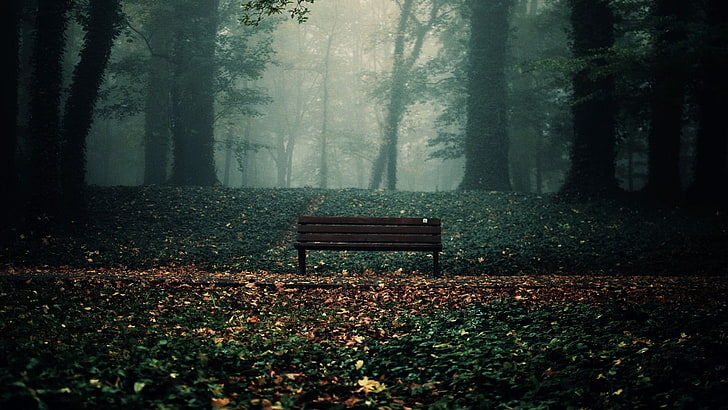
<box><xmin>294</xmin><ymin>216</ymin><xmax>442</xmax><ymax>276</ymax></box>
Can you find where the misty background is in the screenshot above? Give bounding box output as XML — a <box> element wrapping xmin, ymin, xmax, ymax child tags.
<box><xmin>4</xmin><ymin>0</ymin><xmax>727</xmax><ymax>228</ymax></box>
<box><xmin>89</xmin><ymin>0</ymin><xmax>475</xmax><ymax>191</ymax></box>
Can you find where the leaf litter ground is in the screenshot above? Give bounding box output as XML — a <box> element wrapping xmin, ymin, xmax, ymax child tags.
<box><xmin>2</xmin><ymin>271</ymin><xmax>727</xmax><ymax>408</ymax></box>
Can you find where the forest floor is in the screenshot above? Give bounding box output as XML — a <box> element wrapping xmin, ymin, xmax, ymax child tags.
<box><xmin>2</xmin><ymin>186</ymin><xmax>727</xmax><ymax>276</ymax></box>
<box><xmin>1</xmin><ymin>187</ymin><xmax>727</xmax><ymax>408</ymax></box>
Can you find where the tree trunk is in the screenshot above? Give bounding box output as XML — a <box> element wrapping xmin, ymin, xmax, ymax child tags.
<box><xmin>369</xmin><ymin>0</ymin><xmax>413</xmax><ymax>190</ymax></box>
<box><xmin>143</xmin><ymin>10</ymin><xmax>174</xmax><ymax>185</ymax></box>
<box><xmin>169</xmin><ymin>0</ymin><xmax>220</xmax><ymax>186</ymax></box>
<box><xmin>370</xmin><ymin>0</ymin><xmax>437</xmax><ymax>190</ymax></box>
<box><xmin>318</xmin><ymin>24</ymin><xmax>335</xmax><ymax>189</ymax></box>
<box><xmin>60</xmin><ymin>0</ymin><xmax>122</xmax><ymax>220</ymax></box>
<box><xmin>560</xmin><ymin>0</ymin><xmax>617</xmax><ymax>198</ymax></box>
<box><xmin>28</xmin><ymin>0</ymin><xmax>72</xmax><ymax>221</ymax></box>
<box><xmin>643</xmin><ymin>0</ymin><xmax>688</xmax><ymax>202</ymax></box>
<box><xmin>1</xmin><ymin>0</ymin><xmax>20</xmax><ymax>231</ymax></box>
<box><xmin>688</xmin><ymin>0</ymin><xmax>728</xmax><ymax>207</ymax></box>
<box><xmin>461</xmin><ymin>0</ymin><xmax>513</xmax><ymax>191</ymax></box>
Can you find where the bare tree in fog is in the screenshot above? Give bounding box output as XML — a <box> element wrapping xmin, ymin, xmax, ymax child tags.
<box><xmin>370</xmin><ymin>0</ymin><xmax>445</xmax><ymax>190</ymax></box>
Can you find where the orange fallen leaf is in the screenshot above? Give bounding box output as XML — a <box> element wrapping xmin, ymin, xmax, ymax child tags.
<box><xmin>211</xmin><ymin>397</ymin><xmax>230</xmax><ymax>408</ymax></box>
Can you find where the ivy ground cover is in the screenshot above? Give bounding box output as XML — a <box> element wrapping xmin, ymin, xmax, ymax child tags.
<box><xmin>1</xmin><ymin>276</ymin><xmax>727</xmax><ymax>409</ymax></box>
<box><xmin>2</xmin><ymin>187</ymin><xmax>726</xmax><ymax>276</ymax></box>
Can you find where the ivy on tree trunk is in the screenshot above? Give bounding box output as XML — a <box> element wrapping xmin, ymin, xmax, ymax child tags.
<box><xmin>61</xmin><ymin>0</ymin><xmax>122</xmax><ymax>220</ymax></box>
<box><xmin>460</xmin><ymin>0</ymin><xmax>513</xmax><ymax>192</ymax></box>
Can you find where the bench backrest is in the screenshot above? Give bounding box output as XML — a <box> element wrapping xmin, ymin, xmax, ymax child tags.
<box><xmin>296</xmin><ymin>216</ymin><xmax>441</xmax><ymax>246</ymax></box>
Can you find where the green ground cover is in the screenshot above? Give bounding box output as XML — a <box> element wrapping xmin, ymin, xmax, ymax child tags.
<box><xmin>1</xmin><ymin>186</ymin><xmax>726</xmax><ymax>275</ymax></box>
<box><xmin>1</xmin><ymin>277</ymin><xmax>726</xmax><ymax>408</ymax></box>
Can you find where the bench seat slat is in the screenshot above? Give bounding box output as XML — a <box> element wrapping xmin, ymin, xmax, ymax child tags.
<box><xmin>298</xmin><ymin>225</ymin><xmax>441</xmax><ymax>234</ymax></box>
<box><xmin>298</xmin><ymin>216</ymin><xmax>440</xmax><ymax>226</ymax></box>
<box><xmin>297</xmin><ymin>233</ymin><xmax>441</xmax><ymax>243</ymax></box>
<box><xmin>295</xmin><ymin>242</ymin><xmax>442</xmax><ymax>251</ymax></box>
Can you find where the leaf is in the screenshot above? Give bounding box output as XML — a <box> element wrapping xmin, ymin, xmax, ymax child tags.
<box><xmin>356</xmin><ymin>376</ymin><xmax>386</xmax><ymax>393</ymax></box>
<box><xmin>133</xmin><ymin>381</ymin><xmax>146</xmax><ymax>393</ymax></box>
<box><xmin>211</xmin><ymin>397</ymin><xmax>231</xmax><ymax>408</ymax></box>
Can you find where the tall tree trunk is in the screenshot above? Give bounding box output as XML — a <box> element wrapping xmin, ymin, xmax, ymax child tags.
<box><xmin>1</xmin><ymin>0</ymin><xmax>20</xmax><ymax>232</ymax></box>
<box><xmin>461</xmin><ymin>0</ymin><xmax>513</xmax><ymax>191</ymax></box>
<box><xmin>169</xmin><ymin>0</ymin><xmax>220</xmax><ymax>186</ymax></box>
<box><xmin>28</xmin><ymin>0</ymin><xmax>72</xmax><ymax>221</ymax></box>
<box><xmin>643</xmin><ymin>0</ymin><xmax>688</xmax><ymax>202</ymax></box>
<box><xmin>222</xmin><ymin>132</ymin><xmax>233</xmax><ymax>186</ymax></box>
<box><xmin>370</xmin><ymin>0</ymin><xmax>437</xmax><ymax>190</ymax></box>
<box><xmin>319</xmin><ymin>24</ymin><xmax>335</xmax><ymax>189</ymax></box>
<box><xmin>60</xmin><ymin>0</ymin><xmax>122</xmax><ymax>220</ymax></box>
<box><xmin>560</xmin><ymin>0</ymin><xmax>617</xmax><ymax>198</ymax></box>
<box><xmin>143</xmin><ymin>10</ymin><xmax>174</xmax><ymax>185</ymax></box>
<box><xmin>370</xmin><ymin>0</ymin><xmax>414</xmax><ymax>190</ymax></box>
<box><xmin>688</xmin><ymin>0</ymin><xmax>728</xmax><ymax>207</ymax></box>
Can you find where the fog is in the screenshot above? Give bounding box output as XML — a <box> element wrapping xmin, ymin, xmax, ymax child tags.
<box><xmin>81</xmin><ymin>0</ymin><xmax>465</xmax><ymax>190</ymax></box>
<box><xmin>12</xmin><ymin>0</ymin><xmax>726</xmax><ymax>204</ymax></box>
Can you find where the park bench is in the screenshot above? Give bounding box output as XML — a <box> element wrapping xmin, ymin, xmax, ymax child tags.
<box><xmin>294</xmin><ymin>216</ymin><xmax>442</xmax><ymax>276</ymax></box>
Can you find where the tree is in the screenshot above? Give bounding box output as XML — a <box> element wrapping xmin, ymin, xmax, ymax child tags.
<box><xmin>22</xmin><ymin>0</ymin><xmax>122</xmax><ymax>223</ymax></box>
<box><xmin>142</xmin><ymin>4</ymin><xmax>175</xmax><ymax>185</ymax></box>
<box><xmin>509</xmin><ymin>0</ymin><xmax>573</xmax><ymax>193</ymax></box>
<box><xmin>460</xmin><ymin>0</ymin><xmax>514</xmax><ymax>191</ymax></box>
<box><xmin>115</xmin><ymin>0</ymin><xmax>275</xmax><ymax>187</ymax></box>
<box><xmin>317</xmin><ymin>10</ymin><xmax>338</xmax><ymax>189</ymax></box>
<box><xmin>168</xmin><ymin>0</ymin><xmax>220</xmax><ymax>185</ymax></box>
<box><xmin>560</xmin><ymin>0</ymin><xmax>618</xmax><ymax>198</ymax></box>
<box><xmin>688</xmin><ymin>0</ymin><xmax>728</xmax><ymax>207</ymax></box>
<box><xmin>1</xmin><ymin>0</ymin><xmax>21</xmax><ymax>231</ymax></box>
<box><xmin>369</xmin><ymin>0</ymin><xmax>415</xmax><ymax>190</ymax></box>
<box><xmin>370</xmin><ymin>0</ymin><xmax>444</xmax><ymax>190</ymax></box>
<box><xmin>60</xmin><ymin>0</ymin><xmax>123</xmax><ymax>218</ymax></box>
<box><xmin>241</xmin><ymin>0</ymin><xmax>315</xmax><ymax>25</ymax></box>
<box><xmin>27</xmin><ymin>0</ymin><xmax>73</xmax><ymax>221</ymax></box>
<box><xmin>643</xmin><ymin>0</ymin><xmax>689</xmax><ymax>202</ymax></box>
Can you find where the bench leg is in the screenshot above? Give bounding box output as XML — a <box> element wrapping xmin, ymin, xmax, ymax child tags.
<box><xmin>298</xmin><ymin>249</ymin><xmax>307</xmax><ymax>275</ymax></box>
<box><xmin>433</xmin><ymin>251</ymin><xmax>440</xmax><ymax>276</ymax></box>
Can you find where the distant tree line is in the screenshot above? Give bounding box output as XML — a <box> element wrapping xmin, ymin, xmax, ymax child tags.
<box><xmin>261</xmin><ymin>0</ymin><xmax>726</xmax><ymax>205</ymax></box>
<box><xmin>2</xmin><ymin>0</ymin><xmax>274</xmax><ymax>232</ymax></box>
<box><xmin>427</xmin><ymin>0</ymin><xmax>726</xmax><ymax>205</ymax></box>
<box><xmin>2</xmin><ymin>0</ymin><xmax>726</xmax><ymax>234</ymax></box>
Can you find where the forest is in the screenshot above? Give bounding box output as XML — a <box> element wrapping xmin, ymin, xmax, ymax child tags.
<box><xmin>1</xmin><ymin>0</ymin><xmax>727</xmax><ymax>408</ymax></box>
